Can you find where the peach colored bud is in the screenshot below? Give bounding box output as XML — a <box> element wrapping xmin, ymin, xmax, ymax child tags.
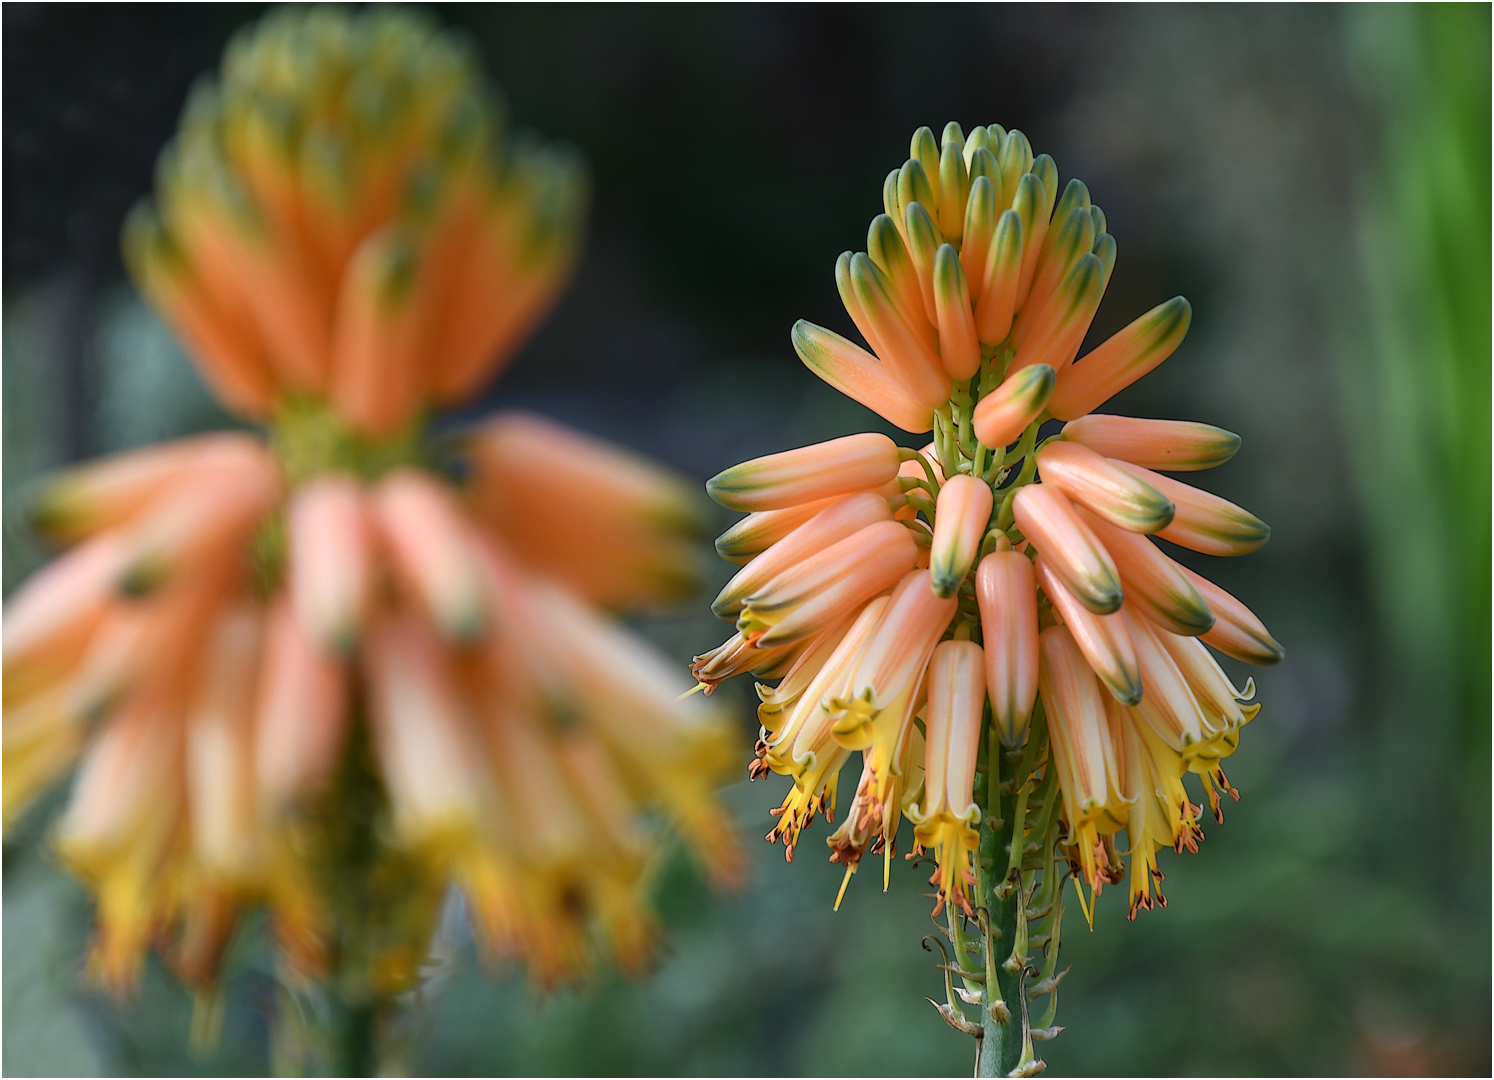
<box><xmin>430</xmin><ymin>190</ymin><xmax>579</xmax><ymax>406</ymax></box>
<box><xmin>330</xmin><ymin>225</ymin><xmax>427</xmax><ymax>437</ymax></box>
<box><xmin>933</xmin><ymin>245</ymin><xmax>981</xmax><ymax>380</ymax></box>
<box><xmin>713</xmin><ymin>492</ymin><xmax>893</xmax><ymax>618</ymax></box>
<box><xmin>186</xmin><ymin>603</ymin><xmax>263</xmax><ymax>880</ymax></box>
<box><xmin>467</xmin><ymin>411</ymin><xmax>706</xmax><ymax>537</ymax></box>
<box><xmin>1038</xmin><ymin>624</ymin><xmax>1126</xmax><ymax>818</ymax></box>
<box><xmin>975</xmin><ymin>551</ymin><xmax>1039</xmax><ymax>745</ymax></box>
<box><xmin>1036</xmin><ymin>441</ymin><xmax>1175</xmax><ymax>535</ymax></box>
<box><xmin>845</xmin><ymin>252</ymin><xmax>952</xmax><ymax>410</ymax></box>
<box><xmin>1060</xmin><ymin>415</ymin><xmax>1240</xmax><ymax>472</ymax></box>
<box><xmin>32</xmin><ymin>432</ymin><xmax>266</xmax><ymax>544</ymax></box>
<box><xmin>1011</xmin><ymin>204</ymin><xmax>1096</xmax><ymax>351</ymax></box>
<box><xmin>1048</xmin><ymin>297</ymin><xmax>1192</xmax><ymax>421</ymax></box>
<box><xmin>1036</xmin><ymin>555</ymin><xmax>1141</xmax><ymax>705</ymax></box>
<box><xmin>67</xmin><ymin>574</ymin><xmax>228</xmax><ymax>721</ymax></box>
<box><xmin>929</xmin><ymin>475</ymin><xmax>993</xmax><ymax>597</ymax></box>
<box><xmin>1110</xmin><ymin>461</ymin><xmax>1270</xmax><ymax>556</ymax></box>
<box><xmin>867</xmin><ymin>214</ymin><xmax>934</xmax><ymax>344</ymax></box>
<box><xmin>792</xmin><ymin>321</ymin><xmax>935</xmax><ymax>434</ymax></box>
<box><xmin>463</xmin><ymin>411</ymin><xmax>705</xmax><ymax>610</ymax></box>
<box><xmin>371</xmin><ymin>469</ymin><xmax>488</xmax><ymax>642</ymax></box>
<box><xmin>975</xmin><ymin>208</ymin><xmax>1023</xmax><ymax>346</ymax></box>
<box><xmin>1007</xmin><ymin>253</ymin><xmax>1104</xmax><ymax>378</ymax></box>
<box><xmin>959</xmin><ymin>176</ymin><xmax>998</xmax><ymax>312</ymax></box>
<box><xmin>116</xmin><ymin>452</ymin><xmax>280</xmax><ymax>595</ymax></box>
<box><xmin>918</xmin><ymin>639</ymin><xmax>986</xmax><ymax>823</ymax></box>
<box><xmin>737</xmin><ymin>520</ymin><xmax>919</xmax><ymax>648</ymax></box>
<box><xmin>937</xmin><ymin>140</ymin><xmax>970</xmax><ymax>243</ymax></box>
<box><xmin>899</xmin><ymin>201</ymin><xmax>941</xmax><ymax>328</ymax></box>
<box><xmin>713</xmin><ymin>497</ymin><xmax>843</xmax><ymax>565</ymax></box>
<box><xmin>364</xmin><ymin>612</ymin><xmax>486</xmax><ymax>847</ymax></box>
<box><xmin>1079</xmin><ymin>511</ymin><xmax>1214</xmax><ymax>636</ymax></box>
<box><xmin>1013</xmin><ymin>484</ymin><xmax>1123</xmax><ymax>614</ymax></box>
<box><xmin>122</xmin><ymin>207</ymin><xmax>276</xmax><ymax>418</ymax></box>
<box><xmin>288</xmin><ymin>474</ymin><xmax>370</xmax><ymax>655</ymax></box>
<box><xmin>1011</xmin><ymin>172</ymin><xmax>1050</xmax><ymax>309</ymax></box>
<box><xmin>168</xmin><ymin>184</ymin><xmax>332</xmax><ymax>395</ymax></box>
<box><xmin>3</xmin><ymin>535</ymin><xmax>126</xmax><ymax>694</ymax></box>
<box><xmin>255</xmin><ymin>599</ymin><xmax>348</xmax><ymax>807</ymax></box>
<box><xmin>707</xmin><ymin>433</ymin><xmax>902</xmax><ymax>512</ymax></box>
<box><xmin>1178</xmin><ymin>565</ymin><xmax>1285</xmax><ymax>665</ymax></box>
<box><xmin>971</xmin><ymin>364</ymin><xmax>1055</xmax><ymax>449</ymax></box>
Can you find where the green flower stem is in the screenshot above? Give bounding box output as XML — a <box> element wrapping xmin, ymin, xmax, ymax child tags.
<box><xmin>978</xmin><ymin>740</ymin><xmax>1025</xmax><ymax>1078</ymax></box>
<box><xmin>977</xmin><ymin>702</ymin><xmax>1056</xmax><ymax>1078</ymax></box>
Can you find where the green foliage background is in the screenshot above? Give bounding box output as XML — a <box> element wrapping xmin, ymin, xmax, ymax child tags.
<box><xmin>3</xmin><ymin>5</ymin><xmax>1488</xmax><ymax>1076</ymax></box>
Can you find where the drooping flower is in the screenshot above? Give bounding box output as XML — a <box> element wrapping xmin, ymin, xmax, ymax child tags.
<box><xmin>4</xmin><ymin>7</ymin><xmax>736</xmax><ymax>999</ymax></box>
<box><xmin>694</xmin><ymin>121</ymin><xmax>1280</xmax><ymax>1071</ymax></box>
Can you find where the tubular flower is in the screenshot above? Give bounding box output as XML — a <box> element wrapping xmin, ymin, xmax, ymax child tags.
<box><xmin>4</xmin><ymin>7</ymin><xmax>737</xmax><ymax>1000</ymax></box>
<box><xmin>695</xmin><ymin>122</ymin><xmax>1280</xmax><ymax>1074</ymax></box>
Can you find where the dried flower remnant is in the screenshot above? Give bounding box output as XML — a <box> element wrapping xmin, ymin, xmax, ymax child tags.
<box><xmin>3</xmin><ymin>6</ymin><xmax>737</xmax><ymax>1020</ymax></box>
<box><xmin>694</xmin><ymin>121</ymin><xmax>1280</xmax><ymax>1077</ymax></box>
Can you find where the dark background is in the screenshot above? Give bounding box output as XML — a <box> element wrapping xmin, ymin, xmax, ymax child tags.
<box><xmin>4</xmin><ymin>4</ymin><xmax>1488</xmax><ymax>1076</ymax></box>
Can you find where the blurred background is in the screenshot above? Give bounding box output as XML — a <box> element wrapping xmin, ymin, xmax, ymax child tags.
<box><xmin>3</xmin><ymin>3</ymin><xmax>1488</xmax><ymax>1076</ymax></box>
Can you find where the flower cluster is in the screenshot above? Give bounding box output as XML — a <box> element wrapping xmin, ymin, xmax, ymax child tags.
<box><xmin>694</xmin><ymin>121</ymin><xmax>1281</xmax><ymax>1068</ymax></box>
<box><xmin>4</xmin><ymin>8</ymin><xmax>736</xmax><ymax>998</ymax></box>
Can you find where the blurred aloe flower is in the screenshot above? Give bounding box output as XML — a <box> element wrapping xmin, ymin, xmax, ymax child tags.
<box><xmin>2</xmin><ymin>4</ymin><xmax>738</xmax><ymax>1032</ymax></box>
<box><xmin>695</xmin><ymin>122</ymin><xmax>1280</xmax><ymax>1075</ymax></box>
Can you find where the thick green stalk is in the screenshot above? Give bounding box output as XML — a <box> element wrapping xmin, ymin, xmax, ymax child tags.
<box><xmin>978</xmin><ymin>735</ymin><xmax>1023</xmax><ymax>1077</ymax></box>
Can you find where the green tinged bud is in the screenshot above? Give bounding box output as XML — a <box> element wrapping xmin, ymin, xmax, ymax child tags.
<box><xmin>999</xmin><ymin>130</ymin><xmax>1034</xmax><ymax>197</ymax></box>
<box><xmin>938</xmin><ymin>141</ymin><xmax>970</xmax><ymax>243</ymax></box>
<box><xmin>910</xmin><ymin>125</ymin><xmax>940</xmax><ymax>183</ymax></box>
<box><xmin>898</xmin><ymin>159</ymin><xmax>937</xmax><ymax>227</ymax></box>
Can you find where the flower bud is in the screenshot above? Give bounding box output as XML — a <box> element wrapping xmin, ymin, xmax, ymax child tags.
<box><xmin>1036</xmin><ymin>440</ymin><xmax>1175</xmax><ymax>535</ymax></box>
<box><xmin>1178</xmin><ymin>565</ymin><xmax>1285</xmax><ymax>665</ymax></box>
<box><xmin>1079</xmin><ymin>509</ymin><xmax>1214</xmax><ymax>636</ymax></box>
<box><xmin>975</xmin><ymin>208</ymin><xmax>1024</xmax><ymax>345</ymax></box>
<box><xmin>288</xmin><ymin>473</ymin><xmax>370</xmax><ymax>655</ymax></box>
<box><xmin>1013</xmin><ymin>483</ymin><xmax>1124</xmax><ymax>614</ymax></box>
<box><xmin>972</xmin><ymin>363</ymin><xmax>1055</xmax><ymax>449</ymax></box>
<box><xmin>1048</xmin><ymin>297</ymin><xmax>1192</xmax><ymax>421</ymax></box>
<box><xmin>975</xmin><ymin>551</ymin><xmax>1039</xmax><ymax>745</ymax></box>
<box><xmin>1061</xmin><ymin>414</ymin><xmax>1240</xmax><ymax>472</ymax></box>
<box><xmin>933</xmin><ymin>244</ymin><xmax>981</xmax><ymax>380</ymax></box>
<box><xmin>706</xmin><ymin>432</ymin><xmax>902</xmax><ymax>512</ymax></box>
<box><xmin>1110</xmin><ymin>461</ymin><xmax>1270</xmax><ymax>556</ymax></box>
<box><xmin>713</xmin><ymin>492</ymin><xmax>894</xmax><ymax>618</ymax></box>
<box><xmin>791</xmin><ymin>320</ymin><xmax>934</xmax><ymax>433</ymax></box>
<box><xmin>713</xmin><ymin>496</ymin><xmax>843</xmax><ymax>565</ymax></box>
<box><xmin>1035</xmin><ymin>555</ymin><xmax>1141</xmax><ymax>705</ymax></box>
<box><xmin>736</xmin><ymin>520</ymin><xmax>919</xmax><ymax>648</ymax></box>
<box><xmin>929</xmin><ymin>475</ymin><xmax>993</xmax><ymax>597</ymax></box>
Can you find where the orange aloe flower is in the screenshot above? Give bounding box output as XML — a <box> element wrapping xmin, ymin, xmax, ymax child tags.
<box><xmin>694</xmin><ymin>120</ymin><xmax>1281</xmax><ymax>1068</ymax></box>
<box><xmin>4</xmin><ymin>7</ymin><xmax>737</xmax><ymax>998</ymax></box>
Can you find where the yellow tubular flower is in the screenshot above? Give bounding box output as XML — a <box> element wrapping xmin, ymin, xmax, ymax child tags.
<box><xmin>697</xmin><ymin>121</ymin><xmax>1281</xmax><ymax>1072</ymax></box>
<box><xmin>3</xmin><ymin>6</ymin><xmax>736</xmax><ymax>1000</ymax></box>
